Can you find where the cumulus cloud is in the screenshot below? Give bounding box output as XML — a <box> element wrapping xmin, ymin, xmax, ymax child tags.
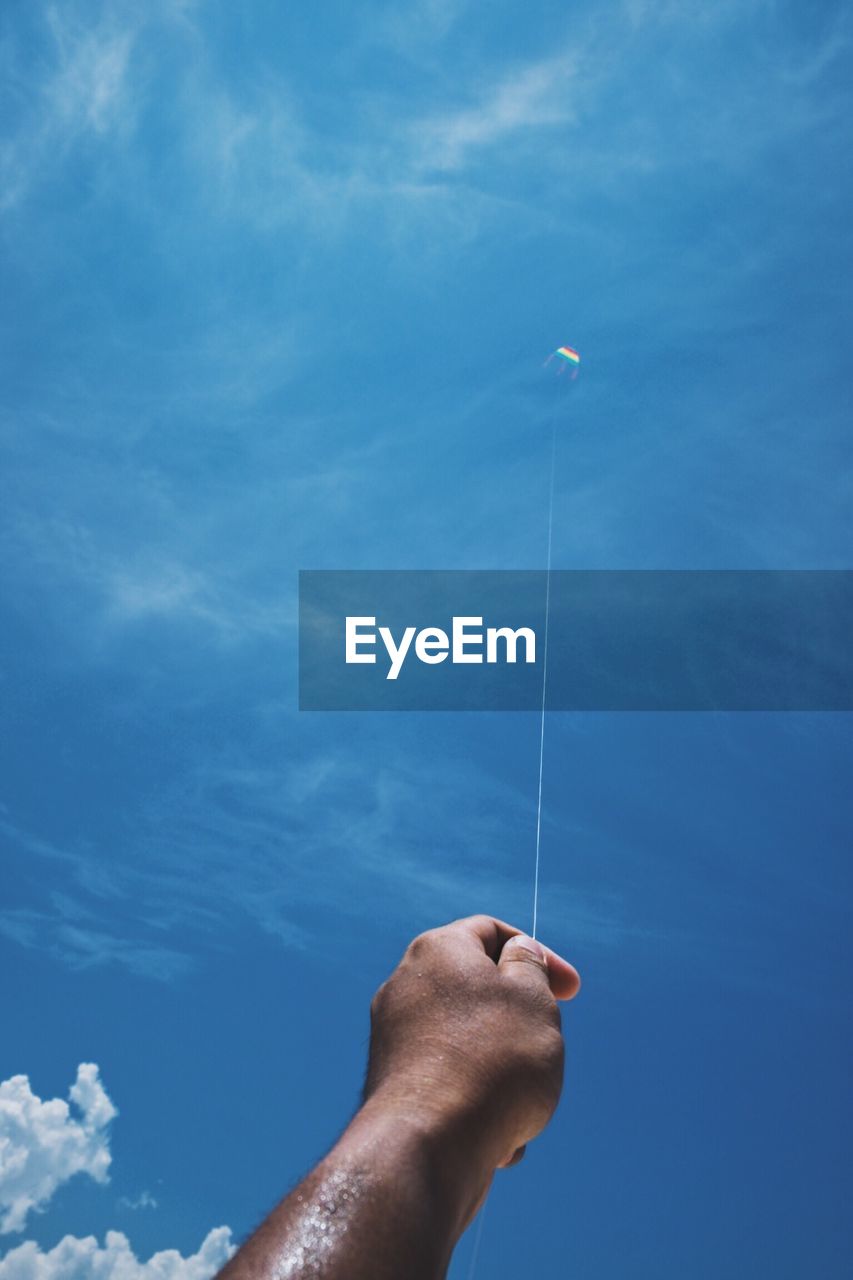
<box><xmin>0</xmin><ymin>1065</ymin><xmax>233</xmax><ymax>1277</ymax></box>
<box><xmin>0</xmin><ymin>1066</ymin><xmax>116</xmax><ymax>1235</ymax></box>
<box><xmin>0</xmin><ymin>1227</ymin><xmax>234</xmax><ymax>1279</ymax></box>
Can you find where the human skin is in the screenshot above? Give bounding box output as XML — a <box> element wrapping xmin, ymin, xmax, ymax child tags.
<box><xmin>217</xmin><ymin>915</ymin><xmax>581</xmax><ymax>1280</ymax></box>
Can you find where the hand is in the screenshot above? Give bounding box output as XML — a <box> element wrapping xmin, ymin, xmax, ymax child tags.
<box><xmin>218</xmin><ymin>915</ymin><xmax>581</xmax><ymax>1280</ymax></box>
<box><xmin>363</xmin><ymin>915</ymin><xmax>580</xmax><ymax>1200</ymax></box>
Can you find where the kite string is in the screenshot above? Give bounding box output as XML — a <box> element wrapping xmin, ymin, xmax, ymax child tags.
<box><xmin>467</xmin><ymin>406</ymin><xmax>559</xmax><ymax>1279</ymax></box>
<box><xmin>532</xmin><ymin>415</ymin><xmax>557</xmax><ymax>940</ymax></box>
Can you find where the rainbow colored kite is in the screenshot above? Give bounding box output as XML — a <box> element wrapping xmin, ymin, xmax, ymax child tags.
<box><xmin>555</xmin><ymin>345</ymin><xmax>580</xmax><ymax>365</ymax></box>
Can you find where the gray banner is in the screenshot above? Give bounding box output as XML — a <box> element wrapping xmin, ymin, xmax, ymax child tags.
<box><xmin>298</xmin><ymin>570</ymin><xmax>853</xmax><ymax>711</ymax></box>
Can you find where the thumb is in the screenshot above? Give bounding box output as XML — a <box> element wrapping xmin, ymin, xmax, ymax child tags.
<box><xmin>497</xmin><ymin>934</ymin><xmax>551</xmax><ymax>988</ymax></box>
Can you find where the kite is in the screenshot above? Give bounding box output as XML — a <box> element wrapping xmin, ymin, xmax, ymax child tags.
<box><xmin>544</xmin><ymin>344</ymin><xmax>581</xmax><ymax>380</ymax></box>
<box><xmin>555</xmin><ymin>345</ymin><xmax>580</xmax><ymax>366</ymax></box>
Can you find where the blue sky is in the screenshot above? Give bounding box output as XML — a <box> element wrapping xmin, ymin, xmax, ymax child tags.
<box><xmin>1</xmin><ymin>0</ymin><xmax>851</xmax><ymax>1275</ymax></box>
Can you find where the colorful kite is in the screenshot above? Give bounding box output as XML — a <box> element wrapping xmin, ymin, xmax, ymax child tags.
<box><xmin>544</xmin><ymin>344</ymin><xmax>581</xmax><ymax>379</ymax></box>
<box><xmin>555</xmin><ymin>345</ymin><xmax>580</xmax><ymax>366</ymax></box>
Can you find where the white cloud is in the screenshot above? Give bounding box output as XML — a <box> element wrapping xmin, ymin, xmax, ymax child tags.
<box><xmin>0</xmin><ymin>1063</ymin><xmax>233</xmax><ymax>1276</ymax></box>
<box><xmin>43</xmin><ymin>6</ymin><xmax>135</xmax><ymax>135</ymax></box>
<box><xmin>375</xmin><ymin>0</ymin><xmax>470</xmax><ymax>54</ymax></box>
<box><xmin>0</xmin><ymin>1067</ymin><xmax>116</xmax><ymax>1235</ymax></box>
<box><xmin>0</xmin><ymin>4</ymin><xmax>141</xmax><ymax>213</ymax></box>
<box><xmin>0</xmin><ymin>1227</ymin><xmax>234</xmax><ymax>1279</ymax></box>
<box><xmin>0</xmin><ymin>912</ymin><xmax>195</xmax><ymax>982</ymax></box>
<box><xmin>117</xmin><ymin>1191</ymin><xmax>157</xmax><ymax>1212</ymax></box>
<box><xmin>0</xmin><ymin>823</ymin><xmax>194</xmax><ymax>981</ymax></box>
<box><xmin>1</xmin><ymin>507</ymin><xmax>295</xmax><ymax>646</ymax></box>
<box><xmin>1</xmin><ymin>717</ymin><xmax>640</xmax><ymax>976</ymax></box>
<box><xmin>413</xmin><ymin>54</ymin><xmax>578</xmax><ymax>170</ymax></box>
<box><xmin>125</xmin><ymin>746</ymin><xmax>636</xmax><ymax>955</ymax></box>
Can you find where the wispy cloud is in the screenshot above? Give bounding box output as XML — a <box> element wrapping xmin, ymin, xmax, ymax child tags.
<box><xmin>137</xmin><ymin>748</ymin><xmax>634</xmax><ymax>960</ymax></box>
<box><xmin>117</xmin><ymin>1188</ymin><xmax>158</xmax><ymax>1211</ymax></box>
<box><xmin>2</xmin><ymin>492</ymin><xmax>299</xmax><ymax>647</ymax></box>
<box><xmin>0</xmin><ymin>816</ymin><xmax>193</xmax><ymax>980</ymax></box>
<box><xmin>0</xmin><ymin>911</ymin><xmax>196</xmax><ymax>981</ymax></box>
<box><xmin>3</xmin><ymin>0</ymin><xmax>849</xmax><ymax>240</ymax></box>
<box><xmin>0</xmin><ymin>4</ymin><xmax>141</xmax><ymax>212</ymax></box>
<box><xmin>411</xmin><ymin>53</ymin><xmax>578</xmax><ymax>172</ymax></box>
<box><xmin>377</xmin><ymin>0</ymin><xmax>470</xmax><ymax>51</ymax></box>
<box><xmin>0</xmin><ymin>731</ymin><xmax>637</xmax><ymax>984</ymax></box>
<box><xmin>1</xmin><ymin>0</ymin><xmax>850</xmax><ymax>987</ymax></box>
<box><xmin>42</xmin><ymin>5</ymin><xmax>134</xmax><ymax>134</ymax></box>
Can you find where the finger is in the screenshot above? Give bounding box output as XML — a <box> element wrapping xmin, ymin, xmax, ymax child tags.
<box><xmin>498</xmin><ymin>933</ymin><xmax>581</xmax><ymax>1001</ymax></box>
<box><xmin>497</xmin><ymin>933</ymin><xmax>551</xmax><ymax>991</ymax></box>
<box><xmin>437</xmin><ymin>914</ymin><xmax>522</xmax><ymax>961</ymax></box>
<box><xmin>539</xmin><ymin>945</ymin><xmax>581</xmax><ymax>1002</ymax></box>
<box><xmin>439</xmin><ymin>916</ymin><xmax>581</xmax><ymax>999</ymax></box>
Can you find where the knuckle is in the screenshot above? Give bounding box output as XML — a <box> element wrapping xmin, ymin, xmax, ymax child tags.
<box><xmin>369</xmin><ymin>980</ymin><xmax>388</xmax><ymax>1019</ymax></box>
<box><xmin>520</xmin><ymin>1021</ymin><xmax>563</xmax><ymax>1079</ymax></box>
<box><xmin>543</xmin><ymin>1030</ymin><xmax>565</xmax><ymax>1080</ymax></box>
<box><xmin>405</xmin><ymin>929</ymin><xmax>435</xmax><ymax>960</ymax></box>
<box><xmin>547</xmin><ymin>1027</ymin><xmax>565</xmax><ymax>1065</ymax></box>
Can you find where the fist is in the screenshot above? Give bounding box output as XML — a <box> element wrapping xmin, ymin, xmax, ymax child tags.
<box><xmin>364</xmin><ymin>915</ymin><xmax>580</xmax><ymax>1175</ymax></box>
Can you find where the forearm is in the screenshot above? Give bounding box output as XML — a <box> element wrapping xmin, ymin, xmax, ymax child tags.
<box><xmin>217</xmin><ymin>917</ymin><xmax>580</xmax><ymax>1278</ymax></box>
<box><xmin>217</xmin><ymin>1093</ymin><xmax>488</xmax><ymax>1280</ymax></box>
